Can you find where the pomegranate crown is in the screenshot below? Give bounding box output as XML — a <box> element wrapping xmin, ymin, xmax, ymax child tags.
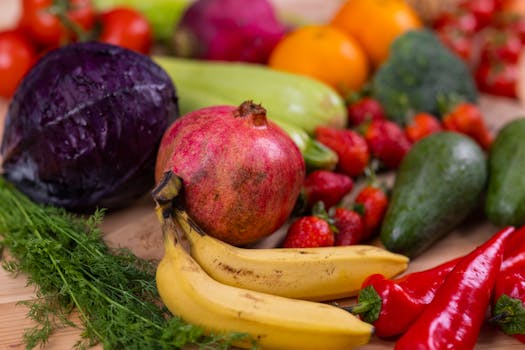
<box><xmin>234</xmin><ymin>100</ymin><xmax>268</xmax><ymax>126</ymax></box>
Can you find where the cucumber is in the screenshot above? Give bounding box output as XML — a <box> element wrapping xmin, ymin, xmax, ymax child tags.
<box><xmin>485</xmin><ymin>118</ymin><xmax>525</xmax><ymax>226</ymax></box>
<box><xmin>380</xmin><ymin>132</ymin><xmax>487</xmax><ymax>258</ymax></box>
<box><xmin>153</xmin><ymin>56</ymin><xmax>347</xmax><ymax>133</ymax></box>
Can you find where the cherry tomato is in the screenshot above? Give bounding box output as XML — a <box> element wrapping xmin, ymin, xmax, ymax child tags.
<box><xmin>437</xmin><ymin>26</ymin><xmax>476</xmax><ymax>63</ymax></box>
<box><xmin>433</xmin><ymin>10</ymin><xmax>479</xmax><ymax>34</ymax></box>
<box><xmin>0</xmin><ymin>30</ymin><xmax>37</xmax><ymax>98</ymax></box>
<box><xmin>480</xmin><ymin>29</ymin><xmax>523</xmax><ymax>63</ymax></box>
<box><xmin>19</xmin><ymin>0</ymin><xmax>95</xmax><ymax>48</ymax></box>
<box><xmin>98</xmin><ymin>7</ymin><xmax>152</xmax><ymax>54</ymax></box>
<box><xmin>475</xmin><ymin>58</ymin><xmax>518</xmax><ymax>98</ymax></box>
<box><xmin>459</xmin><ymin>0</ymin><xmax>498</xmax><ymax>29</ymax></box>
<box><xmin>498</xmin><ymin>15</ymin><xmax>525</xmax><ymax>43</ymax></box>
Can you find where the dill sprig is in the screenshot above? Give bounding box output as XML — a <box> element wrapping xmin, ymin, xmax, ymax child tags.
<box><xmin>0</xmin><ymin>176</ymin><xmax>246</xmax><ymax>350</ymax></box>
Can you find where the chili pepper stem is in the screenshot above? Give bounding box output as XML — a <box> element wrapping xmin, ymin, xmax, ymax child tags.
<box><xmin>345</xmin><ymin>285</ymin><xmax>383</xmax><ymax>324</ymax></box>
<box><xmin>345</xmin><ymin>301</ymin><xmax>371</xmax><ymax>314</ymax></box>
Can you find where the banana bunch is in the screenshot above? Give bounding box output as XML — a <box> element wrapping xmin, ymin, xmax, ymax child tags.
<box><xmin>156</xmin><ymin>206</ymin><xmax>374</xmax><ymax>350</ymax></box>
<box><xmin>153</xmin><ymin>177</ymin><xmax>409</xmax><ymax>350</ymax></box>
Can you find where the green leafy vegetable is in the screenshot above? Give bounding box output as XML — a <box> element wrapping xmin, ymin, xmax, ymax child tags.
<box><xmin>0</xmin><ymin>176</ymin><xmax>246</xmax><ymax>349</ymax></box>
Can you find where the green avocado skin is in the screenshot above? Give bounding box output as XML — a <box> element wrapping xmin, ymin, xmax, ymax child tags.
<box><xmin>380</xmin><ymin>132</ymin><xmax>487</xmax><ymax>258</ymax></box>
<box><xmin>486</xmin><ymin>118</ymin><xmax>525</xmax><ymax>227</ymax></box>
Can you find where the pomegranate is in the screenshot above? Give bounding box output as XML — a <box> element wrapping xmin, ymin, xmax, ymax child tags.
<box><xmin>155</xmin><ymin>101</ymin><xmax>305</xmax><ymax>245</ymax></box>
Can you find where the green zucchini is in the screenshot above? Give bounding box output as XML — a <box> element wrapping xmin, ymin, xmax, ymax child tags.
<box><xmin>380</xmin><ymin>132</ymin><xmax>487</xmax><ymax>258</ymax></box>
<box><xmin>153</xmin><ymin>56</ymin><xmax>347</xmax><ymax>133</ymax></box>
<box><xmin>154</xmin><ymin>56</ymin><xmax>340</xmax><ymax>170</ymax></box>
<box><xmin>485</xmin><ymin>118</ymin><xmax>525</xmax><ymax>226</ymax></box>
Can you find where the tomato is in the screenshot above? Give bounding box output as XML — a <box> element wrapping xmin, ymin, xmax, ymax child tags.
<box><xmin>437</xmin><ymin>26</ymin><xmax>476</xmax><ymax>63</ymax></box>
<box><xmin>19</xmin><ymin>0</ymin><xmax>95</xmax><ymax>48</ymax></box>
<box><xmin>98</xmin><ymin>7</ymin><xmax>152</xmax><ymax>54</ymax></box>
<box><xmin>0</xmin><ymin>31</ymin><xmax>37</xmax><ymax>99</ymax></box>
<box><xmin>496</xmin><ymin>15</ymin><xmax>525</xmax><ymax>43</ymax></box>
<box><xmin>458</xmin><ymin>0</ymin><xmax>498</xmax><ymax>29</ymax></box>
<box><xmin>433</xmin><ymin>11</ymin><xmax>479</xmax><ymax>34</ymax></box>
<box><xmin>475</xmin><ymin>59</ymin><xmax>518</xmax><ymax>98</ymax></box>
<box><xmin>480</xmin><ymin>29</ymin><xmax>523</xmax><ymax>63</ymax></box>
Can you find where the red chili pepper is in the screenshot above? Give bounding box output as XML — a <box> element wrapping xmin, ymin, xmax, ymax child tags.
<box><xmin>348</xmin><ymin>256</ymin><xmax>462</xmax><ymax>338</ymax></box>
<box><xmin>491</xmin><ymin>262</ymin><xmax>525</xmax><ymax>343</ymax></box>
<box><xmin>349</xmin><ymin>226</ymin><xmax>524</xmax><ymax>339</ymax></box>
<box><xmin>491</xmin><ymin>226</ymin><xmax>525</xmax><ymax>343</ymax></box>
<box><xmin>394</xmin><ymin>226</ymin><xmax>514</xmax><ymax>350</ymax></box>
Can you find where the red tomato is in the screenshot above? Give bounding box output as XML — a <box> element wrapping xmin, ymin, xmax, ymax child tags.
<box><xmin>437</xmin><ymin>26</ymin><xmax>476</xmax><ymax>63</ymax></box>
<box><xmin>98</xmin><ymin>7</ymin><xmax>152</xmax><ymax>54</ymax></box>
<box><xmin>475</xmin><ymin>59</ymin><xmax>518</xmax><ymax>98</ymax></box>
<box><xmin>19</xmin><ymin>0</ymin><xmax>95</xmax><ymax>48</ymax></box>
<box><xmin>480</xmin><ymin>29</ymin><xmax>523</xmax><ymax>63</ymax></box>
<box><xmin>0</xmin><ymin>31</ymin><xmax>37</xmax><ymax>98</ymax></box>
<box><xmin>433</xmin><ymin>11</ymin><xmax>479</xmax><ymax>34</ymax></box>
<box><xmin>459</xmin><ymin>0</ymin><xmax>498</xmax><ymax>29</ymax></box>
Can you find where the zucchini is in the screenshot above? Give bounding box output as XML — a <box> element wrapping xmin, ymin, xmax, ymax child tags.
<box><xmin>154</xmin><ymin>56</ymin><xmax>340</xmax><ymax>170</ymax></box>
<box><xmin>380</xmin><ymin>132</ymin><xmax>487</xmax><ymax>258</ymax></box>
<box><xmin>485</xmin><ymin>118</ymin><xmax>525</xmax><ymax>226</ymax></box>
<box><xmin>153</xmin><ymin>56</ymin><xmax>347</xmax><ymax>133</ymax></box>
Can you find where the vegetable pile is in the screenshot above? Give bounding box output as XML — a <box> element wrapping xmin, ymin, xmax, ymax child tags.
<box><xmin>2</xmin><ymin>0</ymin><xmax>525</xmax><ymax>349</ymax></box>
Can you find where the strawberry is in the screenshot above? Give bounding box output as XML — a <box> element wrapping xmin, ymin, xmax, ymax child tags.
<box><xmin>404</xmin><ymin>112</ymin><xmax>443</xmax><ymax>143</ymax></box>
<box><xmin>361</xmin><ymin>119</ymin><xmax>412</xmax><ymax>169</ymax></box>
<box><xmin>346</xmin><ymin>97</ymin><xmax>385</xmax><ymax>127</ymax></box>
<box><xmin>314</xmin><ymin>126</ymin><xmax>370</xmax><ymax>177</ymax></box>
<box><xmin>354</xmin><ymin>184</ymin><xmax>389</xmax><ymax>241</ymax></box>
<box><xmin>282</xmin><ymin>215</ymin><xmax>334</xmax><ymax>248</ymax></box>
<box><xmin>442</xmin><ymin>102</ymin><xmax>493</xmax><ymax>150</ymax></box>
<box><xmin>331</xmin><ymin>207</ymin><xmax>364</xmax><ymax>246</ymax></box>
<box><xmin>303</xmin><ymin>170</ymin><xmax>353</xmax><ymax>210</ymax></box>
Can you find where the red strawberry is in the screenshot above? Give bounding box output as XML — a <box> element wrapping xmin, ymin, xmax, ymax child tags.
<box><xmin>346</xmin><ymin>97</ymin><xmax>385</xmax><ymax>127</ymax></box>
<box><xmin>315</xmin><ymin>126</ymin><xmax>370</xmax><ymax>177</ymax></box>
<box><xmin>282</xmin><ymin>216</ymin><xmax>334</xmax><ymax>248</ymax></box>
<box><xmin>362</xmin><ymin>119</ymin><xmax>411</xmax><ymax>169</ymax></box>
<box><xmin>404</xmin><ymin>112</ymin><xmax>443</xmax><ymax>143</ymax></box>
<box><xmin>332</xmin><ymin>207</ymin><xmax>364</xmax><ymax>246</ymax></box>
<box><xmin>354</xmin><ymin>185</ymin><xmax>389</xmax><ymax>241</ymax></box>
<box><xmin>442</xmin><ymin>102</ymin><xmax>493</xmax><ymax>150</ymax></box>
<box><xmin>303</xmin><ymin>170</ymin><xmax>353</xmax><ymax>210</ymax></box>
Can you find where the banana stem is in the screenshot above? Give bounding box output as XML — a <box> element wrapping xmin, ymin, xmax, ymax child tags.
<box><xmin>152</xmin><ymin>171</ymin><xmax>183</xmax><ymax>206</ymax></box>
<box><xmin>152</xmin><ymin>171</ymin><xmax>191</xmax><ymax>252</ymax></box>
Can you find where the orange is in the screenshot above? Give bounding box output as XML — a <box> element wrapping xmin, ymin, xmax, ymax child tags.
<box><xmin>268</xmin><ymin>24</ymin><xmax>369</xmax><ymax>95</ymax></box>
<box><xmin>331</xmin><ymin>0</ymin><xmax>423</xmax><ymax>67</ymax></box>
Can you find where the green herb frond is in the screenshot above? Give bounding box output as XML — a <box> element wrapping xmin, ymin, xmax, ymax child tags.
<box><xmin>0</xmin><ymin>176</ymin><xmax>247</xmax><ymax>349</ymax></box>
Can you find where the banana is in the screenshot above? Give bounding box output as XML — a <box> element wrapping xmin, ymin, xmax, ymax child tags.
<box><xmin>155</xmin><ymin>204</ymin><xmax>374</xmax><ymax>350</ymax></box>
<box><xmin>173</xmin><ymin>208</ymin><xmax>409</xmax><ymax>302</ymax></box>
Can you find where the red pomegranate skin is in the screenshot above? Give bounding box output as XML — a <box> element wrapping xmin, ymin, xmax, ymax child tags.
<box><xmin>155</xmin><ymin>102</ymin><xmax>305</xmax><ymax>245</ymax></box>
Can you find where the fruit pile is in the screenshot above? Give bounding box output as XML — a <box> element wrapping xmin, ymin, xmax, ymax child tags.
<box><xmin>282</xmin><ymin>98</ymin><xmax>493</xmax><ymax>249</ymax></box>
<box><xmin>433</xmin><ymin>0</ymin><xmax>525</xmax><ymax>98</ymax></box>
<box><xmin>2</xmin><ymin>0</ymin><xmax>525</xmax><ymax>349</ymax></box>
